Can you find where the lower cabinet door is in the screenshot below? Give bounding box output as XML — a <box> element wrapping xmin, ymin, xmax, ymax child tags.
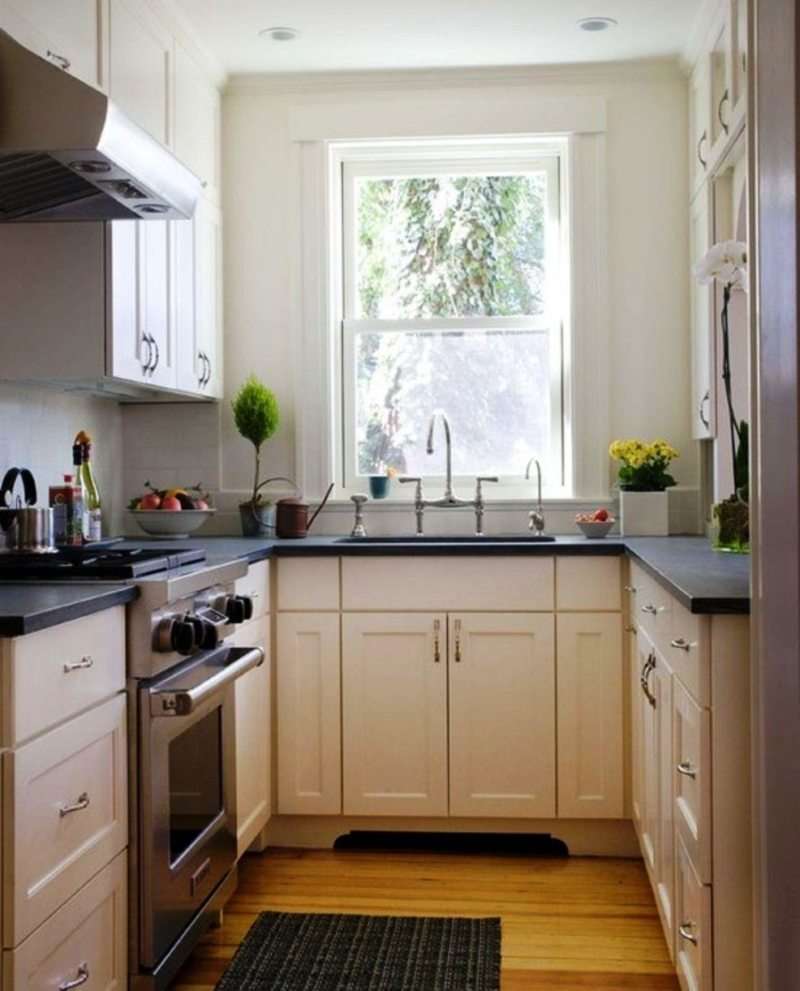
<box><xmin>675</xmin><ymin>837</ymin><xmax>713</xmax><ymax>991</ymax></box>
<box><xmin>449</xmin><ymin>613</ymin><xmax>556</xmax><ymax>818</ymax></box>
<box><xmin>277</xmin><ymin>613</ymin><xmax>341</xmax><ymax>815</ymax></box>
<box><xmin>652</xmin><ymin>646</ymin><xmax>676</xmax><ymax>956</ymax></box>
<box><xmin>556</xmin><ymin>613</ymin><xmax>623</xmax><ymax>818</ymax></box>
<box><xmin>630</xmin><ymin>626</ymin><xmax>645</xmax><ymax>836</ymax></box>
<box><xmin>2</xmin><ymin>694</ymin><xmax>128</xmax><ymax>947</ymax></box>
<box><xmin>342</xmin><ymin>613</ymin><xmax>448</xmax><ymax>816</ymax></box>
<box><xmin>2</xmin><ymin>852</ymin><xmax>127</xmax><ymax>991</ymax></box>
<box><xmin>232</xmin><ymin>616</ymin><xmax>271</xmax><ymax>856</ymax></box>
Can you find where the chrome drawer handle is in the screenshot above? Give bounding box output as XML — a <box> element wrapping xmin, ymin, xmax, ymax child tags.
<box><xmin>670</xmin><ymin>638</ymin><xmax>693</xmax><ymax>652</ymax></box>
<box><xmin>677</xmin><ymin>760</ymin><xmax>697</xmax><ymax>779</ymax></box>
<box><xmin>624</xmin><ymin>585</ymin><xmax>637</xmax><ymax>593</ymax></box>
<box><xmin>641</xmin><ymin>603</ymin><xmax>659</xmax><ymax>615</ymax></box>
<box><xmin>59</xmin><ymin>964</ymin><xmax>89</xmax><ymax>991</ymax></box>
<box><xmin>59</xmin><ymin>792</ymin><xmax>90</xmax><ymax>817</ymax></box>
<box><xmin>679</xmin><ymin>922</ymin><xmax>698</xmax><ymax>946</ymax></box>
<box><xmin>625</xmin><ymin>624</ymin><xmax>636</xmax><ymax>634</ymax></box>
<box><xmin>47</xmin><ymin>50</ymin><xmax>72</xmax><ymax>71</ymax></box>
<box><xmin>640</xmin><ymin>653</ymin><xmax>657</xmax><ymax>708</ymax></box>
<box><xmin>63</xmin><ymin>655</ymin><xmax>94</xmax><ymax>673</ymax></box>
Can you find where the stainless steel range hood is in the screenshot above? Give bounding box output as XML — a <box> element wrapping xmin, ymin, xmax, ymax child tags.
<box><xmin>0</xmin><ymin>29</ymin><xmax>201</xmax><ymax>222</ymax></box>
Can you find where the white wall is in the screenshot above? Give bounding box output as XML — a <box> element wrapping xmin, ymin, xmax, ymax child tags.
<box><xmin>0</xmin><ymin>384</ymin><xmax>124</xmax><ymax>539</ymax></box>
<box><xmin>123</xmin><ymin>58</ymin><xmax>699</xmax><ymax>535</ymax></box>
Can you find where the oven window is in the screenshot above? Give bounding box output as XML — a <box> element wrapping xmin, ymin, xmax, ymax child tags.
<box><xmin>168</xmin><ymin>708</ymin><xmax>223</xmax><ymax>864</ymax></box>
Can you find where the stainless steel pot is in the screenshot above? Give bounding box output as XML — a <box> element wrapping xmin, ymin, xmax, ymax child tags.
<box><xmin>7</xmin><ymin>507</ymin><xmax>56</xmax><ymax>553</ymax></box>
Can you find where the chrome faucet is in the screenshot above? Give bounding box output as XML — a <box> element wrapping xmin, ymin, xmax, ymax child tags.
<box><xmin>399</xmin><ymin>412</ymin><xmax>498</xmax><ymax>534</ymax></box>
<box><xmin>524</xmin><ymin>457</ymin><xmax>546</xmax><ymax>537</ymax></box>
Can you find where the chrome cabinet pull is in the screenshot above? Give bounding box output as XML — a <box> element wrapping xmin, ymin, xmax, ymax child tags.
<box><xmin>433</xmin><ymin>619</ymin><xmax>441</xmax><ymax>663</ymax></box>
<box><xmin>697</xmin><ymin>130</ymin><xmax>708</xmax><ymax>168</ymax></box>
<box><xmin>150</xmin><ymin>335</ymin><xmax>160</xmax><ymax>372</ymax></box>
<box><xmin>63</xmin><ymin>655</ymin><xmax>94</xmax><ymax>673</ymax></box>
<box><xmin>641</xmin><ymin>603</ymin><xmax>658</xmax><ymax>616</ymax></box>
<box><xmin>641</xmin><ymin>653</ymin><xmax>656</xmax><ymax>707</ymax></box>
<box><xmin>670</xmin><ymin>637</ymin><xmax>693</xmax><ymax>652</ymax></box>
<box><xmin>699</xmin><ymin>389</ymin><xmax>710</xmax><ymax>428</ymax></box>
<box><xmin>197</xmin><ymin>351</ymin><xmax>205</xmax><ymax>386</ymax></box>
<box><xmin>47</xmin><ymin>50</ymin><xmax>71</xmax><ymax>71</ymax></box>
<box><xmin>679</xmin><ymin>922</ymin><xmax>698</xmax><ymax>946</ymax></box>
<box><xmin>677</xmin><ymin>760</ymin><xmax>697</xmax><ymax>779</ymax></box>
<box><xmin>59</xmin><ymin>792</ymin><xmax>90</xmax><ymax>817</ymax></box>
<box><xmin>718</xmin><ymin>88</ymin><xmax>730</xmax><ymax>134</ymax></box>
<box><xmin>58</xmin><ymin>964</ymin><xmax>89</xmax><ymax>991</ymax></box>
<box><xmin>141</xmin><ymin>334</ymin><xmax>154</xmax><ymax>373</ymax></box>
<box><xmin>624</xmin><ymin>585</ymin><xmax>637</xmax><ymax>593</ymax></box>
<box><xmin>454</xmin><ymin>619</ymin><xmax>462</xmax><ymax>662</ymax></box>
<box><xmin>625</xmin><ymin>624</ymin><xmax>637</xmax><ymax>634</ymax></box>
<box><xmin>204</xmin><ymin>354</ymin><xmax>212</xmax><ymax>386</ymax></box>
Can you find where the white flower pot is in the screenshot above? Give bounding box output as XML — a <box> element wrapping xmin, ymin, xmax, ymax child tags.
<box><xmin>620</xmin><ymin>491</ymin><xmax>669</xmax><ymax>536</ymax></box>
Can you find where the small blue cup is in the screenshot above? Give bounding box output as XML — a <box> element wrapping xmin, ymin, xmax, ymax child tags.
<box><xmin>369</xmin><ymin>476</ymin><xmax>391</xmax><ymax>499</ymax></box>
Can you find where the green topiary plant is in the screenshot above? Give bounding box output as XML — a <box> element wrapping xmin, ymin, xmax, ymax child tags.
<box><xmin>232</xmin><ymin>376</ymin><xmax>280</xmax><ymax>509</ymax></box>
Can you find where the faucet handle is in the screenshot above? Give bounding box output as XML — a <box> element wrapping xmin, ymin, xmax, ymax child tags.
<box><xmin>399</xmin><ymin>476</ymin><xmax>423</xmax><ymax>497</ymax></box>
<box><xmin>350</xmin><ymin>494</ymin><xmax>368</xmax><ymax>538</ymax></box>
<box><xmin>475</xmin><ymin>475</ymin><xmax>499</xmax><ymax>496</ymax></box>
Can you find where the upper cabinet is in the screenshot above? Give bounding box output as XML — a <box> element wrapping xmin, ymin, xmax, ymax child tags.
<box><xmin>0</xmin><ymin>0</ymin><xmax>104</xmax><ymax>89</ymax></box>
<box><xmin>689</xmin><ymin>55</ymin><xmax>711</xmax><ymax>196</ymax></box>
<box><xmin>708</xmin><ymin>6</ymin><xmax>733</xmax><ymax>152</ymax></box>
<box><xmin>108</xmin><ymin>0</ymin><xmax>171</xmax><ymax>145</ymax></box>
<box><xmin>0</xmin><ymin>0</ymin><xmax>224</xmax><ymax>401</ymax></box>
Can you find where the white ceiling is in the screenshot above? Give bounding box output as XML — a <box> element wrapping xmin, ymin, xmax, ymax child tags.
<box><xmin>174</xmin><ymin>0</ymin><xmax>703</xmax><ymax>76</ymax></box>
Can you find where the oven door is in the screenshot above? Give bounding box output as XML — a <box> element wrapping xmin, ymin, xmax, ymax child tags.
<box><xmin>138</xmin><ymin>645</ymin><xmax>264</xmax><ymax>968</ymax></box>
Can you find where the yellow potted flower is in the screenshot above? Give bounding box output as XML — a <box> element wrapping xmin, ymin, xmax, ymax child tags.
<box><xmin>609</xmin><ymin>439</ymin><xmax>679</xmax><ymax>536</ymax></box>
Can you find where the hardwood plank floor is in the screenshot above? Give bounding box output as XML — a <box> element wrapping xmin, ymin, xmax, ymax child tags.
<box><xmin>173</xmin><ymin>848</ymin><xmax>679</xmax><ymax>990</ymax></box>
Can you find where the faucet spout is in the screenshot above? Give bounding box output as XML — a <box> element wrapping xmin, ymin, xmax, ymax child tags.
<box><xmin>427</xmin><ymin>412</ymin><xmax>455</xmax><ymax>500</ymax></box>
<box><xmin>524</xmin><ymin>457</ymin><xmax>546</xmax><ymax>536</ymax></box>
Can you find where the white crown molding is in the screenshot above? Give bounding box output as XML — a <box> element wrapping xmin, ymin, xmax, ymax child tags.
<box><xmin>146</xmin><ymin>0</ymin><xmax>228</xmax><ymax>87</ymax></box>
<box><xmin>681</xmin><ymin>0</ymin><xmax>726</xmax><ymax>73</ymax></box>
<box><xmin>224</xmin><ymin>57</ymin><xmax>684</xmax><ymax>98</ymax></box>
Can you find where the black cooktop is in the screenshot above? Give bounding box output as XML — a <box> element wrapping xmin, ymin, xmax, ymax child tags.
<box><xmin>0</xmin><ymin>545</ymin><xmax>207</xmax><ymax>579</ymax></box>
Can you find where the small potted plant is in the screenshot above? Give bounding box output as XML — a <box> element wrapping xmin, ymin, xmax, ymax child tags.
<box><xmin>232</xmin><ymin>376</ymin><xmax>280</xmax><ymax>537</ymax></box>
<box><xmin>609</xmin><ymin>439</ymin><xmax>679</xmax><ymax>536</ymax></box>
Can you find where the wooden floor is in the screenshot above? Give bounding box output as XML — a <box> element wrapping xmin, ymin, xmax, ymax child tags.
<box><xmin>173</xmin><ymin>848</ymin><xmax>679</xmax><ymax>990</ymax></box>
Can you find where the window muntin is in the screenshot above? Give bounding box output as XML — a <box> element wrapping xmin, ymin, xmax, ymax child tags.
<box><xmin>339</xmin><ymin>149</ymin><xmax>566</xmax><ymax>494</ymax></box>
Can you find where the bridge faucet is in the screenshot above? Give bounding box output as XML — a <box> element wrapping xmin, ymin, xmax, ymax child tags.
<box><xmin>524</xmin><ymin>457</ymin><xmax>546</xmax><ymax>537</ymax></box>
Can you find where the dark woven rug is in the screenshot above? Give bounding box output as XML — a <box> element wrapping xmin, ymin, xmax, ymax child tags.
<box><xmin>215</xmin><ymin>912</ymin><xmax>501</xmax><ymax>990</ymax></box>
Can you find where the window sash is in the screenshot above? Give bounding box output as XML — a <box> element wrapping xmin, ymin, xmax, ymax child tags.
<box><xmin>337</xmin><ymin>146</ymin><xmax>567</xmax><ymax>497</ymax></box>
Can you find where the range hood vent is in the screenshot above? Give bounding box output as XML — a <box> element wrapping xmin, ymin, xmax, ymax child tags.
<box><xmin>0</xmin><ymin>30</ymin><xmax>201</xmax><ymax>222</ymax></box>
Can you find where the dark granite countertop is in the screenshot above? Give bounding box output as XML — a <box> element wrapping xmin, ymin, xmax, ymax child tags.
<box><xmin>0</xmin><ymin>583</ymin><xmax>138</xmax><ymax>637</ymax></box>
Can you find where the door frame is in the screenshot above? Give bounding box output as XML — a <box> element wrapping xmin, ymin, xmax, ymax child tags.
<box><xmin>751</xmin><ymin>1</ymin><xmax>800</xmax><ymax>987</ymax></box>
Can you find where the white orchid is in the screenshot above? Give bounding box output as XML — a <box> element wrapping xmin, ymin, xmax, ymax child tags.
<box><xmin>694</xmin><ymin>240</ymin><xmax>748</xmax><ymax>290</ymax></box>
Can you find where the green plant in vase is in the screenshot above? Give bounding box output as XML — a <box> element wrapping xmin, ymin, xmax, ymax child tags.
<box><xmin>232</xmin><ymin>376</ymin><xmax>281</xmax><ymax>536</ymax></box>
<box><xmin>694</xmin><ymin>240</ymin><xmax>749</xmax><ymax>552</ymax></box>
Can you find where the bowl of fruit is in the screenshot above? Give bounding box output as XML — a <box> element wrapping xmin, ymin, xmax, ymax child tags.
<box><xmin>129</xmin><ymin>483</ymin><xmax>215</xmax><ymax>538</ymax></box>
<box><xmin>575</xmin><ymin>508</ymin><xmax>616</xmax><ymax>539</ymax></box>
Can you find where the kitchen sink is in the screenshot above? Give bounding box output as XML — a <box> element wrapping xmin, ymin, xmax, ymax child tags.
<box><xmin>334</xmin><ymin>535</ymin><xmax>557</xmax><ymax>544</ymax></box>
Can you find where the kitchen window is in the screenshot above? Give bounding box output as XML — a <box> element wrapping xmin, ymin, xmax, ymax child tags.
<box><xmin>335</xmin><ymin>142</ymin><xmax>570</xmax><ymax>496</ymax></box>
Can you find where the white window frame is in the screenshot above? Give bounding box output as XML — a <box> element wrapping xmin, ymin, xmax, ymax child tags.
<box><xmin>333</xmin><ymin>140</ymin><xmax>571</xmax><ymax>498</ymax></box>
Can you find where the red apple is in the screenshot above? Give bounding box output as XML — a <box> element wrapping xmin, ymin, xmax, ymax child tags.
<box><xmin>593</xmin><ymin>508</ymin><xmax>609</xmax><ymax>522</ymax></box>
<box><xmin>160</xmin><ymin>495</ymin><xmax>182</xmax><ymax>511</ymax></box>
<box><xmin>140</xmin><ymin>492</ymin><xmax>161</xmax><ymax>510</ymax></box>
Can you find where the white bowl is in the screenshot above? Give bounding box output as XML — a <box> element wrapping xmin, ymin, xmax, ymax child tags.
<box><xmin>576</xmin><ymin>519</ymin><xmax>615</xmax><ymax>539</ymax></box>
<box><xmin>130</xmin><ymin>508</ymin><xmax>215</xmax><ymax>538</ymax></box>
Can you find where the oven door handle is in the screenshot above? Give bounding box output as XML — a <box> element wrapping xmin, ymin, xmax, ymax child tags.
<box><xmin>149</xmin><ymin>646</ymin><xmax>264</xmax><ymax>717</ymax></box>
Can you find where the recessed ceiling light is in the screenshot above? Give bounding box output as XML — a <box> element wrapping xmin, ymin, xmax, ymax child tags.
<box><xmin>577</xmin><ymin>16</ymin><xmax>618</xmax><ymax>32</ymax></box>
<box><xmin>259</xmin><ymin>26</ymin><xmax>299</xmax><ymax>42</ymax></box>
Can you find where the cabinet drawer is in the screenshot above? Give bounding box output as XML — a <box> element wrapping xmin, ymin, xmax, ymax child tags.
<box><xmin>3</xmin><ymin>852</ymin><xmax>127</xmax><ymax>990</ymax></box>
<box><xmin>674</xmin><ymin>678</ymin><xmax>712</xmax><ymax>883</ymax></box>
<box><xmin>342</xmin><ymin>557</ymin><xmax>554</xmax><ymax>611</ymax></box>
<box><xmin>675</xmin><ymin>837</ymin><xmax>713</xmax><ymax>991</ymax></box>
<box><xmin>668</xmin><ymin>600</ymin><xmax>711</xmax><ymax>706</ymax></box>
<box><xmin>556</xmin><ymin>557</ymin><xmax>621</xmax><ymax>611</ymax></box>
<box><xmin>1</xmin><ymin>607</ymin><xmax>125</xmax><ymax>746</ymax></box>
<box><xmin>631</xmin><ymin>564</ymin><xmax>674</xmax><ymax>652</ymax></box>
<box><xmin>278</xmin><ymin>558</ymin><xmax>340</xmax><ymax>611</ymax></box>
<box><xmin>2</xmin><ymin>695</ymin><xmax>128</xmax><ymax>946</ymax></box>
<box><xmin>235</xmin><ymin>560</ymin><xmax>270</xmax><ymax>621</ymax></box>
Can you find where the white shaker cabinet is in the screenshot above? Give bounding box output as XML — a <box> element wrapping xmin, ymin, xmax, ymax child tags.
<box><xmin>690</xmin><ymin>183</ymin><xmax>715</xmax><ymax>439</ymax></box>
<box><xmin>277</xmin><ymin>613</ymin><xmax>341</xmax><ymax>816</ymax></box>
<box><xmin>0</xmin><ymin>0</ymin><xmax>104</xmax><ymax>89</ymax></box>
<box><xmin>342</xmin><ymin>613</ymin><xmax>448</xmax><ymax>817</ymax></box>
<box><xmin>556</xmin><ymin>613</ymin><xmax>623</xmax><ymax>819</ymax></box>
<box><xmin>689</xmin><ymin>54</ymin><xmax>712</xmax><ymax>196</ymax></box>
<box><xmin>174</xmin><ymin>40</ymin><xmax>221</xmax><ymax>202</ymax></box>
<box><xmin>708</xmin><ymin>4</ymin><xmax>734</xmax><ymax>154</ymax></box>
<box><xmin>108</xmin><ymin>0</ymin><xmax>171</xmax><ymax>145</ymax></box>
<box><xmin>449</xmin><ymin>613</ymin><xmax>555</xmax><ymax>818</ymax></box>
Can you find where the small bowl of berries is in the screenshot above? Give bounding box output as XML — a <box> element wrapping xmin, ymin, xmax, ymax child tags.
<box><xmin>575</xmin><ymin>508</ymin><xmax>616</xmax><ymax>539</ymax></box>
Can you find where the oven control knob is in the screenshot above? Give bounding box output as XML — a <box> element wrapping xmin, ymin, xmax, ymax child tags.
<box><xmin>188</xmin><ymin>616</ymin><xmax>219</xmax><ymax>651</ymax></box>
<box><xmin>225</xmin><ymin>595</ymin><xmax>251</xmax><ymax>624</ymax></box>
<box><xmin>171</xmin><ymin>620</ymin><xmax>197</xmax><ymax>656</ymax></box>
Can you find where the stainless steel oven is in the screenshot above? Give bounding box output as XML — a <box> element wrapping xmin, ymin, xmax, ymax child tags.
<box><xmin>138</xmin><ymin>645</ymin><xmax>262</xmax><ymax>970</ymax></box>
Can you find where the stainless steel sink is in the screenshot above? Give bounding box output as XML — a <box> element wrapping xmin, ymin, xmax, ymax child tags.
<box><xmin>334</xmin><ymin>535</ymin><xmax>557</xmax><ymax>544</ymax></box>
